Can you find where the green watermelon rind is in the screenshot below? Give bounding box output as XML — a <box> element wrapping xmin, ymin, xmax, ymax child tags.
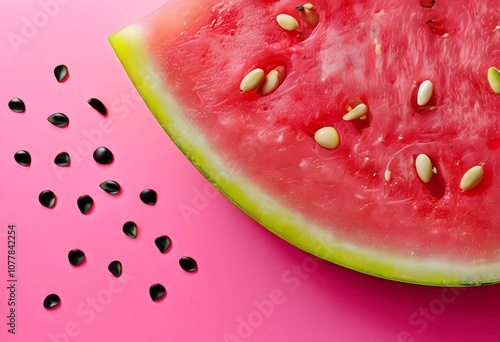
<box><xmin>109</xmin><ymin>25</ymin><xmax>498</xmax><ymax>287</ymax></box>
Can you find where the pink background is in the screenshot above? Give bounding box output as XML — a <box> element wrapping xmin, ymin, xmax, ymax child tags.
<box><xmin>1</xmin><ymin>1</ymin><xmax>499</xmax><ymax>341</ymax></box>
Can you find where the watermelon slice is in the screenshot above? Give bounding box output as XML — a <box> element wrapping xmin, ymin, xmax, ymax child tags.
<box><xmin>109</xmin><ymin>0</ymin><xmax>500</xmax><ymax>286</ymax></box>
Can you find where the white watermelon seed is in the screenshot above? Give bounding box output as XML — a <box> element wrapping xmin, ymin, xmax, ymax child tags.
<box><xmin>495</xmin><ymin>25</ymin><xmax>500</xmax><ymax>31</ymax></box>
<box><xmin>296</xmin><ymin>3</ymin><xmax>319</xmax><ymax>27</ymax></box>
<box><xmin>415</xmin><ymin>154</ymin><xmax>433</xmax><ymax>183</ymax></box>
<box><xmin>487</xmin><ymin>67</ymin><xmax>500</xmax><ymax>94</ymax></box>
<box><xmin>384</xmin><ymin>170</ymin><xmax>392</xmax><ymax>182</ymax></box>
<box><xmin>343</xmin><ymin>103</ymin><xmax>368</xmax><ymax>121</ymax></box>
<box><xmin>240</xmin><ymin>68</ymin><xmax>265</xmax><ymax>93</ymax></box>
<box><xmin>259</xmin><ymin>69</ymin><xmax>280</xmax><ymax>95</ymax></box>
<box><xmin>276</xmin><ymin>14</ymin><xmax>299</xmax><ymax>31</ymax></box>
<box><xmin>417</xmin><ymin>80</ymin><xmax>433</xmax><ymax>106</ymax></box>
<box><xmin>460</xmin><ymin>165</ymin><xmax>484</xmax><ymax>191</ymax></box>
<box><xmin>442</xmin><ymin>33</ymin><xmax>450</xmax><ymax>38</ymax></box>
<box><xmin>314</xmin><ymin>127</ymin><xmax>340</xmax><ymax>150</ymax></box>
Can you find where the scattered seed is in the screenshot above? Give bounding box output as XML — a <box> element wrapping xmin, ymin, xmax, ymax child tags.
<box><xmin>240</xmin><ymin>68</ymin><xmax>264</xmax><ymax>93</ymax></box>
<box><xmin>54</xmin><ymin>152</ymin><xmax>70</xmax><ymax>166</ymax></box>
<box><xmin>359</xmin><ymin>115</ymin><xmax>367</xmax><ymax>120</ymax></box>
<box><xmin>155</xmin><ymin>236</ymin><xmax>172</xmax><ymax>254</ymax></box>
<box><xmin>442</xmin><ymin>33</ymin><xmax>450</xmax><ymax>38</ymax></box>
<box><xmin>343</xmin><ymin>103</ymin><xmax>368</xmax><ymax>121</ymax></box>
<box><xmin>68</xmin><ymin>249</ymin><xmax>85</xmax><ymax>266</ymax></box>
<box><xmin>88</xmin><ymin>98</ymin><xmax>107</xmax><ymax>115</ymax></box>
<box><xmin>375</xmin><ymin>43</ymin><xmax>382</xmax><ymax>56</ymax></box>
<box><xmin>384</xmin><ymin>170</ymin><xmax>392</xmax><ymax>182</ymax></box>
<box><xmin>180</xmin><ymin>256</ymin><xmax>198</xmax><ymax>272</ymax></box>
<box><xmin>415</xmin><ymin>154</ymin><xmax>433</xmax><ymax>183</ymax></box>
<box><xmin>149</xmin><ymin>284</ymin><xmax>166</xmax><ymax>301</ymax></box>
<box><xmin>54</xmin><ymin>65</ymin><xmax>69</xmax><ymax>83</ymax></box>
<box><xmin>93</xmin><ymin>147</ymin><xmax>114</xmax><ymax>164</ymax></box>
<box><xmin>296</xmin><ymin>3</ymin><xmax>319</xmax><ymax>26</ymax></box>
<box><xmin>43</xmin><ymin>294</ymin><xmax>61</xmax><ymax>309</ymax></box>
<box><xmin>47</xmin><ymin>113</ymin><xmax>69</xmax><ymax>127</ymax></box>
<box><xmin>9</xmin><ymin>98</ymin><xmax>25</xmax><ymax>113</ymax></box>
<box><xmin>77</xmin><ymin>195</ymin><xmax>94</xmax><ymax>214</ymax></box>
<box><xmin>140</xmin><ymin>189</ymin><xmax>157</xmax><ymax>205</ymax></box>
<box><xmin>495</xmin><ymin>25</ymin><xmax>500</xmax><ymax>31</ymax></box>
<box><xmin>39</xmin><ymin>190</ymin><xmax>56</xmax><ymax>208</ymax></box>
<box><xmin>460</xmin><ymin>165</ymin><xmax>484</xmax><ymax>191</ymax></box>
<box><xmin>314</xmin><ymin>126</ymin><xmax>340</xmax><ymax>149</ymax></box>
<box><xmin>123</xmin><ymin>221</ymin><xmax>138</xmax><ymax>239</ymax></box>
<box><xmin>14</xmin><ymin>150</ymin><xmax>31</xmax><ymax>166</ymax></box>
<box><xmin>100</xmin><ymin>180</ymin><xmax>121</xmax><ymax>195</ymax></box>
<box><xmin>417</xmin><ymin>80</ymin><xmax>433</xmax><ymax>106</ymax></box>
<box><xmin>487</xmin><ymin>67</ymin><xmax>500</xmax><ymax>94</ymax></box>
<box><xmin>259</xmin><ymin>69</ymin><xmax>280</xmax><ymax>95</ymax></box>
<box><xmin>108</xmin><ymin>261</ymin><xmax>122</xmax><ymax>277</ymax></box>
<box><xmin>276</xmin><ymin>14</ymin><xmax>299</xmax><ymax>31</ymax></box>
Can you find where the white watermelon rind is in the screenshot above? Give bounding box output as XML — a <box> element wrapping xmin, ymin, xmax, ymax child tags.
<box><xmin>109</xmin><ymin>25</ymin><xmax>499</xmax><ymax>287</ymax></box>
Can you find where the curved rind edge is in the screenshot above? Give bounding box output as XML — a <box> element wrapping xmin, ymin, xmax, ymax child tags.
<box><xmin>108</xmin><ymin>25</ymin><xmax>499</xmax><ymax>287</ymax></box>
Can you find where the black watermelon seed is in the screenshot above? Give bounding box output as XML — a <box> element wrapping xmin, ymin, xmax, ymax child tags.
<box><xmin>47</xmin><ymin>113</ymin><xmax>69</xmax><ymax>127</ymax></box>
<box><xmin>54</xmin><ymin>152</ymin><xmax>70</xmax><ymax>166</ymax></box>
<box><xmin>14</xmin><ymin>150</ymin><xmax>31</xmax><ymax>166</ymax></box>
<box><xmin>155</xmin><ymin>236</ymin><xmax>172</xmax><ymax>254</ymax></box>
<box><xmin>108</xmin><ymin>261</ymin><xmax>122</xmax><ymax>277</ymax></box>
<box><xmin>93</xmin><ymin>147</ymin><xmax>113</xmax><ymax>164</ymax></box>
<box><xmin>43</xmin><ymin>294</ymin><xmax>60</xmax><ymax>309</ymax></box>
<box><xmin>99</xmin><ymin>180</ymin><xmax>121</xmax><ymax>195</ymax></box>
<box><xmin>179</xmin><ymin>256</ymin><xmax>198</xmax><ymax>273</ymax></box>
<box><xmin>68</xmin><ymin>249</ymin><xmax>85</xmax><ymax>266</ymax></box>
<box><xmin>149</xmin><ymin>284</ymin><xmax>166</xmax><ymax>302</ymax></box>
<box><xmin>123</xmin><ymin>221</ymin><xmax>138</xmax><ymax>239</ymax></box>
<box><xmin>39</xmin><ymin>190</ymin><xmax>56</xmax><ymax>208</ymax></box>
<box><xmin>54</xmin><ymin>65</ymin><xmax>69</xmax><ymax>83</ymax></box>
<box><xmin>140</xmin><ymin>189</ymin><xmax>157</xmax><ymax>205</ymax></box>
<box><xmin>9</xmin><ymin>98</ymin><xmax>25</xmax><ymax>113</ymax></box>
<box><xmin>77</xmin><ymin>195</ymin><xmax>93</xmax><ymax>214</ymax></box>
<box><xmin>88</xmin><ymin>98</ymin><xmax>107</xmax><ymax>115</ymax></box>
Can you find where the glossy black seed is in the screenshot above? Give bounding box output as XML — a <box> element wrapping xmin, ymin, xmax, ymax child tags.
<box><xmin>149</xmin><ymin>284</ymin><xmax>166</xmax><ymax>302</ymax></box>
<box><xmin>99</xmin><ymin>180</ymin><xmax>121</xmax><ymax>195</ymax></box>
<box><xmin>54</xmin><ymin>152</ymin><xmax>70</xmax><ymax>166</ymax></box>
<box><xmin>88</xmin><ymin>98</ymin><xmax>107</xmax><ymax>115</ymax></box>
<box><xmin>9</xmin><ymin>98</ymin><xmax>25</xmax><ymax>113</ymax></box>
<box><xmin>77</xmin><ymin>195</ymin><xmax>93</xmax><ymax>214</ymax></box>
<box><xmin>39</xmin><ymin>190</ymin><xmax>56</xmax><ymax>208</ymax></box>
<box><xmin>43</xmin><ymin>294</ymin><xmax>61</xmax><ymax>309</ymax></box>
<box><xmin>47</xmin><ymin>113</ymin><xmax>69</xmax><ymax>127</ymax></box>
<box><xmin>93</xmin><ymin>147</ymin><xmax>113</xmax><ymax>164</ymax></box>
<box><xmin>179</xmin><ymin>257</ymin><xmax>198</xmax><ymax>273</ymax></box>
<box><xmin>108</xmin><ymin>261</ymin><xmax>122</xmax><ymax>277</ymax></box>
<box><xmin>155</xmin><ymin>236</ymin><xmax>171</xmax><ymax>254</ymax></box>
<box><xmin>14</xmin><ymin>150</ymin><xmax>31</xmax><ymax>166</ymax></box>
<box><xmin>68</xmin><ymin>249</ymin><xmax>85</xmax><ymax>266</ymax></box>
<box><xmin>140</xmin><ymin>189</ymin><xmax>157</xmax><ymax>205</ymax></box>
<box><xmin>54</xmin><ymin>65</ymin><xmax>69</xmax><ymax>83</ymax></box>
<box><xmin>123</xmin><ymin>221</ymin><xmax>138</xmax><ymax>239</ymax></box>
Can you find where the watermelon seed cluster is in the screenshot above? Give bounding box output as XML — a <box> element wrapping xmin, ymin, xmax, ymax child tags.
<box><xmin>9</xmin><ymin>65</ymin><xmax>198</xmax><ymax>309</ymax></box>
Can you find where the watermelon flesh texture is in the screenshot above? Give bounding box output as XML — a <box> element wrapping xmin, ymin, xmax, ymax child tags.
<box><xmin>110</xmin><ymin>0</ymin><xmax>500</xmax><ymax>285</ymax></box>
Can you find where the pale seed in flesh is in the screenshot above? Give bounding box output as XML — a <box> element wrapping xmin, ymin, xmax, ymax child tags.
<box><xmin>460</xmin><ymin>165</ymin><xmax>484</xmax><ymax>191</ymax></box>
<box><xmin>384</xmin><ymin>170</ymin><xmax>392</xmax><ymax>182</ymax></box>
<box><xmin>417</xmin><ymin>80</ymin><xmax>433</xmax><ymax>106</ymax></box>
<box><xmin>342</xmin><ymin>103</ymin><xmax>368</xmax><ymax>121</ymax></box>
<box><xmin>314</xmin><ymin>127</ymin><xmax>340</xmax><ymax>150</ymax></box>
<box><xmin>240</xmin><ymin>68</ymin><xmax>265</xmax><ymax>93</ymax></box>
<box><xmin>487</xmin><ymin>67</ymin><xmax>500</xmax><ymax>94</ymax></box>
<box><xmin>276</xmin><ymin>14</ymin><xmax>299</xmax><ymax>31</ymax></box>
<box><xmin>297</xmin><ymin>3</ymin><xmax>319</xmax><ymax>26</ymax></box>
<box><xmin>415</xmin><ymin>154</ymin><xmax>433</xmax><ymax>183</ymax></box>
<box><xmin>259</xmin><ymin>69</ymin><xmax>280</xmax><ymax>95</ymax></box>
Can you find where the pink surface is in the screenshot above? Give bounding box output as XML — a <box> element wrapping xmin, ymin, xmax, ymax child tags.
<box><xmin>0</xmin><ymin>1</ymin><xmax>499</xmax><ymax>342</ymax></box>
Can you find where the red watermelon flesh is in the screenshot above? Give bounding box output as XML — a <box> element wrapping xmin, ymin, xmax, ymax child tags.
<box><xmin>110</xmin><ymin>0</ymin><xmax>500</xmax><ymax>285</ymax></box>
